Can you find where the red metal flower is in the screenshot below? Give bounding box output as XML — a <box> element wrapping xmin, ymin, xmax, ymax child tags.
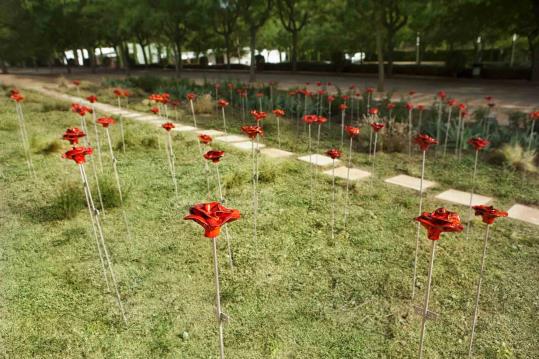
<box><xmin>467</xmin><ymin>137</ymin><xmax>489</xmax><ymax>151</ymax></box>
<box><xmin>10</xmin><ymin>93</ymin><xmax>24</xmax><ymax>102</ymax></box>
<box><xmin>355</xmin><ymin>92</ymin><xmax>361</xmax><ymax>97</ymax></box>
<box><xmin>316</xmin><ymin>116</ymin><xmax>328</xmax><ymax>124</ymax></box>
<box><xmin>415</xmin><ymin>208</ymin><xmax>464</xmax><ymax>241</ymax></box>
<box><xmin>416</xmin><ymin>104</ymin><xmax>425</xmax><ymax>111</ymax></box>
<box><xmin>227</xmin><ymin>83</ymin><xmax>234</xmax><ymax>89</ymax></box>
<box><xmin>214</xmin><ymin>83</ymin><xmax>221</xmax><ymax>89</ymax></box>
<box><xmin>71</xmin><ymin>103</ymin><xmax>92</xmax><ymax>116</ymax></box>
<box><xmin>170</xmin><ymin>100</ymin><xmax>181</xmax><ymax>108</ymax></box>
<box><xmin>255</xmin><ymin>92</ymin><xmax>264</xmax><ymax>98</ymax></box>
<box><xmin>317</xmin><ymin>89</ymin><xmax>326</xmax><ymax>96</ymax></box>
<box><xmin>437</xmin><ymin>90</ymin><xmax>447</xmax><ymax>99</ymax></box>
<box><xmin>250</xmin><ymin>110</ymin><xmax>267</xmax><ymax>122</ymax></box>
<box><xmin>387</xmin><ymin>103</ymin><xmax>396</xmax><ymax>110</ymax></box>
<box><xmin>345</xmin><ymin>126</ymin><xmax>360</xmax><ymax>137</ymax></box>
<box><xmin>472</xmin><ymin>205</ymin><xmax>508</xmax><ymax>225</ymax></box>
<box><xmin>218</xmin><ymin>99</ymin><xmax>229</xmax><ymax>108</ymax></box>
<box><xmin>349</xmin><ymin>84</ymin><xmax>356</xmax><ymax>90</ymax></box>
<box><xmin>458</xmin><ymin>103</ymin><xmax>467</xmax><ymax>113</ymax></box>
<box><xmin>272</xmin><ymin>109</ymin><xmax>285</xmax><ymax>117</ymax></box>
<box><xmin>414</xmin><ymin>134</ymin><xmax>438</xmax><ymax>151</ymax></box>
<box><xmin>327</xmin><ymin>95</ymin><xmax>336</xmax><ymax>103</ymax></box>
<box><xmin>447</xmin><ymin>99</ymin><xmax>457</xmax><ymax>106</ymax></box>
<box><xmin>341</xmin><ymin>95</ymin><xmax>350</xmax><ymax>101</ymax></box>
<box><xmin>113</xmin><ymin>88</ymin><xmax>124</xmax><ymax>97</ymax></box>
<box><xmin>405</xmin><ymin>102</ymin><xmax>414</xmax><ymax>111</ymax></box>
<box><xmin>365</xmin><ymin>87</ymin><xmax>374</xmax><ymax>93</ymax></box>
<box><xmin>184</xmin><ymin>202</ymin><xmax>240</xmax><ymax>238</ymax></box>
<box><xmin>409</xmin><ymin>91</ymin><xmax>416</xmax><ymax>96</ymax></box>
<box><xmin>369</xmin><ymin>107</ymin><xmax>379</xmax><ymax>115</ymax></box>
<box><xmin>370</xmin><ymin>122</ymin><xmax>385</xmax><ymax>133</ymax></box>
<box><xmin>162</xmin><ymin>122</ymin><xmax>175</xmax><ymax>132</ymax></box>
<box><xmin>326</xmin><ymin>148</ymin><xmax>342</xmax><ymax>159</ymax></box>
<box><xmin>203</xmin><ymin>150</ymin><xmax>224</xmax><ymax>163</ymax></box>
<box><xmin>72</xmin><ymin>80</ymin><xmax>81</xmax><ymax>86</ymax></box>
<box><xmin>63</xmin><ymin>146</ymin><xmax>93</xmax><ymax>165</ymax></box>
<box><xmin>150</xmin><ymin>107</ymin><xmax>160</xmax><ymax>114</ymax></box>
<box><xmin>484</xmin><ymin>96</ymin><xmax>493</xmax><ymax>102</ymax></box>
<box><xmin>63</xmin><ymin>127</ymin><xmax>86</xmax><ymax>145</ymax></box>
<box><xmin>86</xmin><ymin>95</ymin><xmax>97</xmax><ymax>103</ymax></box>
<box><xmin>199</xmin><ymin>134</ymin><xmax>213</xmax><ymax>145</ymax></box>
<box><xmin>531</xmin><ymin>111</ymin><xmax>539</xmax><ymax>120</ymax></box>
<box><xmin>10</xmin><ymin>89</ymin><xmax>20</xmax><ymax>96</ymax></box>
<box><xmin>97</xmin><ymin>117</ymin><xmax>115</xmax><ymax>128</ymax></box>
<box><xmin>303</xmin><ymin>114</ymin><xmax>318</xmax><ymax>124</ymax></box>
<box><xmin>186</xmin><ymin>93</ymin><xmax>197</xmax><ymax>101</ymax></box>
<box><xmin>339</xmin><ymin>103</ymin><xmax>348</xmax><ymax>112</ymax></box>
<box><xmin>122</xmin><ymin>90</ymin><xmax>130</xmax><ymax>97</ymax></box>
<box><xmin>241</xmin><ymin>125</ymin><xmax>264</xmax><ymax>139</ymax></box>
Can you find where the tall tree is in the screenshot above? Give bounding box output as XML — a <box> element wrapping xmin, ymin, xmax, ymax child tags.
<box><xmin>212</xmin><ymin>0</ymin><xmax>240</xmax><ymax>70</ymax></box>
<box><xmin>238</xmin><ymin>0</ymin><xmax>273</xmax><ymax>82</ymax></box>
<box><xmin>381</xmin><ymin>0</ymin><xmax>408</xmax><ymax>76</ymax></box>
<box><xmin>276</xmin><ymin>0</ymin><xmax>309</xmax><ymax>72</ymax></box>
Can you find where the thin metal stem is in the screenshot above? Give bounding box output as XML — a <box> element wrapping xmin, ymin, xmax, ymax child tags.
<box><xmin>221</xmin><ymin>107</ymin><xmax>227</xmax><ymax>134</ymax></box>
<box><xmin>117</xmin><ymin>97</ymin><xmax>126</xmax><ymax>153</ymax></box>
<box><xmin>211</xmin><ymin>237</ymin><xmax>226</xmax><ymax>359</ymax></box>
<box><xmin>412</xmin><ymin>150</ymin><xmax>426</xmax><ymax>300</ymax></box>
<box><xmin>251</xmin><ymin>140</ymin><xmax>257</xmax><ymax>241</ymax></box>
<box><xmin>528</xmin><ymin>120</ymin><xmax>536</xmax><ymax>152</ymax></box>
<box><xmin>91</xmin><ymin>106</ymin><xmax>104</xmax><ymax>173</ymax></box>
<box><xmin>190</xmin><ymin>100</ymin><xmax>197</xmax><ymax>127</ymax></box>
<box><xmin>443</xmin><ymin>107</ymin><xmax>453</xmax><ymax>156</ymax></box>
<box><xmin>216</xmin><ymin>165</ymin><xmax>234</xmax><ymax>269</ymax></box>
<box><xmin>331</xmin><ymin>159</ymin><xmax>336</xmax><ymax>241</ymax></box>
<box><xmin>166</xmin><ymin>132</ymin><xmax>179</xmax><ymax>197</ymax></box>
<box><xmin>340</xmin><ymin>111</ymin><xmax>345</xmax><ymax>149</ymax></box>
<box><xmin>343</xmin><ymin>137</ymin><xmax>353</xmax><ymax>229</ymax></box>
<box><xmin>418</xmin><ymin>240</ymin><xmax>437</xmax><ymax>359</ymax></box>
<box><xmin>468</xmin><ymin>225</ymin><xmax>491</xmax><ymax>358</ymax></box>
<box><xmin>370</xmin><ymin>132</ymin><xmax>378</xmax><ymax>186</ymax></box>
<box><xmin>408</xmin><ymin>110</ymin><xmax>413</xmax><ymax>157</ymax></box>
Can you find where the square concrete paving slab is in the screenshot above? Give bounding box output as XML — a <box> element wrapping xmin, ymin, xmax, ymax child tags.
<box><xmin>195</xmin><ymin>129</ymin><xmax>226</xmax><ymax>137</ymax></box>
<box><xmin>322</xmin><ymin>166</ymin><xmax>371</xmax><ymax>180</ymax></box>
<box><xmin>172</xmin><ymin>125</ymin><xmax>198</xmax><ymax>132</ymax></box>
<box><xmin>384</xmin><ymin>174</ymin><xmax>436</xmax><ymax>191</ymax></box>
<box><xmin>215</xmin><ymin>134</ymin><xmax>250</xmax><ymax>143</ymax></box>
<box><xmin>435</xmin><ymin>189</ymin><xmax>492</xmax><ymax>206</ymax></box>
<box><xmin>507</xmin><ymin>204</ymin><xmax>539</xmax><ymax>226</ymax></box>
<box><xmin>231</xmin><ymin>141</ymin><xmax>266</xmax><ymax>151</ymax></box>
<box><xmin>298</xmin><ymin>154</ymin><xmax>340</xmax><ymax>167</ymax></box>
<box><xmin>261</xmin><ymin>148</ymin><xmax>295</xmax><ymax>159</ymax></box>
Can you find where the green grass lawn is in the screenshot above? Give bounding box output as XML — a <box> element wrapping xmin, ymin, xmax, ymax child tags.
<box><xmin>0</xmin><ymin>89</ymin><xmax>538</xmax><ymax>358</ymax></box>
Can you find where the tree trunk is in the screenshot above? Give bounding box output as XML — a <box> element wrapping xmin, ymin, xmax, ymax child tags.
<box><xmin>528</xmin><ymin>35</ymin><xmax>539</xmax><ymax>82</ymax></box>
<box><xmin>174</xmin><ymin>41</ymin><xmax>183</xmax><ymax>78</ymax></box>
<box><xmin>122</xmin><ymin>42</ymin><xmax>131</xmax><ymax>75</ymax></box>
<box><xmin>64</xmin><ymin>53</ymin><xmax>72</xmax><ymax>74</ymax></box>
<box><xmin>89</xmin><ymin>47</ymin><xmax>97</xmax><ymax>74</ymax></box>
<box><xmin>1</xmin><ymin>60</ymin><xmax>8</xmax><ymax>74</ymax></box>
<box><xmin>249</xmin><ymin>26</ymin><xmax>257</xmax><ymax>82</ymax></box>
<box><xmin>292</xmin><ymin>31</ymin><xmax>298</xmax><ymax>72</ymax></box>
<box><xmin>139</xmin><ymin>41</ymin><xmax>148</xmax><ymax>66</ymax></box>
<box><xmin>225</xmin><ymin>33</ymin><xmax>231</xmax><ymax>70</ymax></box>
<box><xmin>387</xmin><ymin>33</ymin><xmax>394</xmax><ymax>77</ymax></box>
<box><xmin>375</xmin><ymin>13</ymin><xmax>385</xmax><ymax>92</ymax></box>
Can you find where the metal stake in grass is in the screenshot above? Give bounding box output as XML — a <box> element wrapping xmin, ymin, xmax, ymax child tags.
<box><xmin>272</xmin><ymin>109</ymin><xmax>286</xmax><ymax>148</ymax></box>
<box><xmin>528</xmin><ymin>111</ymin><xmax>539</xmax><ymax>151</ymax></box>
<box><xmin>218</xmin><ymin>99</ymin><xmax>229</xmax><ymax>134</ymax></box>
<box><xmin>241</xmin><ymin>125</ymin><xmax>264</xmax><ymax>241</ymax></box>
<box><xmin>11</xmin><ymin>94</ymin><xmax>36</xmax><ymax>178</ymax></box>
<box><xmin>435</xmin><ymin>91</ymin><xmax>446</xmax><ymax>155</ymax></box>
<box><xmin>97</xmin><ymin>117</ymin><xmax>133</xmax><ymax>243</ymax></box>
<box><xmin>454</xmin><ymin>104</ymin><xmax>465</xmax><ymax>155</ymax></box>
<box><xmin>405</xmin><ymin>103</ymin><xmax>414</xmax><ymax>156</ymax></box>
<box><xmin>339</xmin><ymin>104</ymin><xmax>348</xmax><ymax>149</ymax></box>
<box><xmin>443</xmin><ymin>99</ymin><xmax>457</xmax><ymax>156</ymax></box>
<box><xmin>467</xmin><ymin>205</ymin><xmax>507</xmax><ymax>358</ymax></box>
<box><xmin>464</xmin><ymin>138</ymin><xmax>490</xmax><ymax>240</ymax></box>
<box><xmin>63</xmin><ymin>146</ymin><xmax>127</xmax><ymax>324</ymax></box>
<box><xmin>326</xmin><ymin>149</ymin><xmax>342</xmax><ymax>241</ymax></box>
<box><xmin>184</xmin><ymin>202</ymin><xmax>240</xmax><ymax>359</ymax></box>
<box><xmin>114</xmin><ymin>94</ymin><xmax>127</xmax><ymax>153</ymax></box>
<box><xmin>369</xmin><ymin>122</ymin><xmax>385</xmax><ymax>186</ymax></box>
<box><xmin>162</xmin><ymin>122</ymin><xmax>179</xmax><ymax>197</ymax></box>
<box><xmin>343</xmin><ymin>126</ymin><xmax>360</xmax><ymax>230</ymax></box>
<box><xmin>303</xmin><ymin>115</ymin><xmax>317</xmax><ymax>202</ymax></box>
<box><xmin>415</xmin><ymin>208</ymin><xmax>463</xmax><ymax>359</ymax></box>
<box><xmin>204</xmin><ymin>150</ymin><xmax>235</xmax><ymax>269</ymax></box>
<box><xmin>411</xmin><ymin>134</ymin><xmax>438</xmax><ymax>300</ymax></box>
<box><xmin>187</xmin><ymin>93</ymin><xmax>198</xmax><ymax>128</ymax></box>
<box><xmin>87</xmin><ymin>97</ymin><xmax>104</xmax><ymax>173</ymax></box>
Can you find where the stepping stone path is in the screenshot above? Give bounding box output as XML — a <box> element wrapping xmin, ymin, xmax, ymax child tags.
<box><xmin>260</xmin><ymin>148</ymin><xmax>294</xmax><ymax>159</ymax></box>
<box><xmin>215</xmin><ymin>134</ymin><xmax>250</xmax><ymax>143</ymax></box>
<box><xmin>231</xmin><ymin>141</ymin><xmax>266</xmax><ymax>151</ymax></box>
<box><xmin>435</xmin><ymin>189</ymin><xmax>492</xmax><ymax>206</ymax></box>
<box><xmin>298</xmin><ymin>154</ymin><xmax>339</xmax><ymax>167</ymax></box>
<box><xmin>322</xmin><ymin>166</ymin><xmax>371</xmax><ymax>180</ymax></box>
<box><xmin>27</xmin><ymin>87</ymin><xmax>539</xmax><ymax>227</ymax></box>
<box><xmin>507</xmin><ymin>204</ymin><xmax>539</xmax><ymax>226</ymax></box>
<box><xmin>385</xmin><ymin>174</ymin><xmax>436</xmax><ymax>191</ymax></box>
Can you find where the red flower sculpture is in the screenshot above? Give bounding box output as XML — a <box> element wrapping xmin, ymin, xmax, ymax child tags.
<box><xmin>150</xmin><ymin>107</ymin><xmax>160</xmax><ymax>114</ymax></box>
<box><xmin>447</xmin><ymin>99</ymin><xmax>457</xmax><ymax>106</ymax></box>
<box><xmin>327</xmin><ymin>95</ymin><xmax>336</xmax><ymax>103</ymax></box>
<box><xmin>326</xmin><ymin>148</ymin><xmax>342</xmax><ymax>159</ymax></box>
<box><xmin>467</xmin><ymin>137</ymin><xmax>490</xmax><ymax>151</ymax></box>
<box><xmin>241</xmin><ymin>125</ymin><xmax>264</xmax><ymax>139</ymax></box>
<box><xmin>184</xmin><ymin>202</ymin><xmax>240</xmax><ymax>238</ymax></box>
<box><xmin>186</xmin><ymin>93</ymin><xmax>197</xmax><ymax>101</ymax></box>
<box><xmin>272</xmin><ymin>109</ymin><xmax>285</xmax><ymax>117</ymax></box>
<box><xmin>406</xmin><ymin>103</ymin><xmax>414</xmax><ymax>111</ymax></box>
<box><xmin>162</xmin><ymin>122</ymin><xmax>175</xmax><ymax>132</ymax></box>
<box><xmin>250</xmin><ymin>110</ymin><xmax>267</xmax><ymax>122</ymax></box>
<box><xmin>437</xmin><ymin>90</ymin><xmax>447</xmax><ymax>99</ymax></box>
<box><xmin>369</xmin><ymin>107</ymin><xmax>379</xmax><ymax>115</ymax></box>
<box><xmin>414</xmin><ymin>134</ymin><xmax>438</xmax><ymax>151</ymax></box>
<box><xmin>72</xmin><ymin>80</ymin><xmax>81</xmax><ymax>86</ymax></box>
<box><xmin>170</xmin><ymin>100</ymin><xmax>181</xmax><ymax>108</ymax></box>
<box><xmin>531</xmin><ymin>111</ymin><xmax>539</xmax><ymax>120</ymax></box>
<box><xmin>303</xmin><ymin>114</ymin><xmax>318</xmax><ymax>124</ymax></box>
<box><xmin>339</xmin><ymin>103</ymin><xmax>348</xmax><ymax>112</ymax></box>
<box><xmin>214</xmin><ymin>83</ymin><xmax>221</xmax><ymax>89</ymax></box>
<box><xmin>97</xmin><ymin>117</ymin><xmax>115</xmax><ymax>128</ymax></box>
<box><xmin>63</xmin><ymin>127</ymin><xmax>86</xmax><ymax>144</ymax></box>
<box><xmin>63</xmin><ymin>146</ymin><xmax>93</xmax><ymax>165</ymax></box>
<box><xmin>113</xmin><ymin>88</ymin><xmax>124</xmax><ymax>97</ymax></box>
<box><xmin>10</xmin><ymin>93</ymin><xmax>24</xmax><ymax>102</ymax></box>
<box><xmin>345</xmin><ymin>126</ymin><xmax>360</xmax><ymax>137</ymax></box>
<box><xmin>472</xmin><ymin>205</ymin><xmax>508</xmax><ymax>225</ymax></box>
<box><xmin>227</xmin><ymin>83</ymin><xmax>234</xmax><ymax>89</ymax></box>
<box><xmin>416</xmin><ymin>104</ymin><xmax>425</xmax><ymax>112</ymax></box>
<box><xmin>199</xmin><ymin>134</ymin><xmax>213</xmax><ymax>145</ymax></box>
<box><xmin>203</xmin><ymin>150</ymin><xmax>224</xmax><ymax>163</ymax></box>
<box><xmin>409</xmin><ymin>91</ymin><xmax>416</xmax><ymax>96</ymax></box>
<box><xmin>86</xmin><ymin>95</ymin><xmax>97</xmax><ymax>103</ymax></box>
<box><xmin>459</xmin><ymin>103</ymin><xmax>467</xmax><ymax>113</ymax></box>
<box><xmin>317</xmin><ymin>90</ymin><xmax>326</xmax><ymax>96</ymax></box>
<box><xmin>255</xmin><ymin>92</ymin><xmax>264</xmax><ymax>98</ymax></box>
<box><xmin>484</xmin><ymin>96</ymin><xmax>493</xmax><ymax>102</ymax></box>
<box><xmin>355</xmin><ymin>92</ymin><xmax>361</xmax><ymax>97</ymax></box>
<box><xmin>387</xmin><ymin>103</ymin><xmax>396</xmax><ymax>110</ymax></box>
<box><xmin>365</xmin><ymin>87</ymin><xmax>374</xmax><ymax>93</ymax></box>
<box><xmin>218</xmin><ymin>99</ymin><xmax>229</xmax><ymax>108</ymax></box>
<box><xmin>341</xmin><ymin>95</ymin><xmax>350</xmax><ymax>101</ymax></box>
<box><xmin>316</xmin><ymin>116</ymin><xmax>328</xmax><ymax>124</ymax></box>
<box><xmin>10</xmin><ymin>89</ymin><xmax>20</xmax><ymax>96</ymax></box>
<box><xmin>370</xmin><ymin>123</ymin><xmax>385</xmax><ymax>133</ymax></box>
<box><xmin>416</xmin><ymin>208</ymin><xmax>464</xmax><ymax>240</ymax></box>
<box><xmin>71</xmin><ymin>103</ymin><xmax>92</xmax><ymax>116</ymax></box>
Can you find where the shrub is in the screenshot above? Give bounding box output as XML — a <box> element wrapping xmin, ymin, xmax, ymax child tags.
<box><xmin>39</xmin><ymin>140</ymin><xmax>63</xmax><ymax>155</ymax></box>
<box><xmin>194</xmin><ymin>94</ymin><xmax>214</xmax><ymax>114</ymax></box>
<box><xmin>497</xmin><ymin>144</ymin><xmax>537</xmax><ymax>173</ymax></box>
